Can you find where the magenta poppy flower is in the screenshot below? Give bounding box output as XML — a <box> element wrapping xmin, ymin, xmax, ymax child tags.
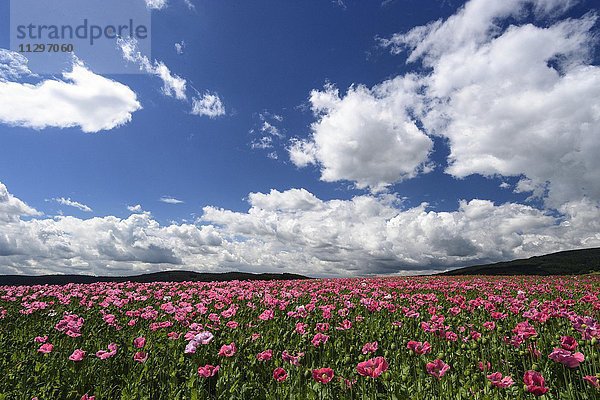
<box><xmin>407</xmin><ymin>340</ymin><xmax>431</xmax><ymax>355</ymax></box>
<box><xmin>523</xmin><ymin>370</ymin><xmax>549</xmax><ymax>396</ymax></box>
<box><xmin>486</xmin><ymin>372</ymin><xmax>514</xmax><ymax>388</ymax></box>
<box><xmin>548</xmin><ymin>348</ymin><xmax>585</xmax><ymax>368</ymax></box>
<box><xmin>312</xmin><ymin>368</ymin><xmax>334</xmax><ymax>384</ymax></box>
<box><xmin>80</xmin><ymin>394</ymin><xmax>95</xmax><ymax>400</ymax></box>
<box><xmin>218</xmin><ymin>342</ymin><xmax>237</xmax><ymax>357</ymax></box>
<box><xmin>483</xmin><ymin>321</ymin><xmax>495</xmax><ymax>330</ymax></box>
<box><xmin>258</xmin><ymin>309</ymin><xmax>274</xmax><ymax>321</ymax></box>
<box><xmin>34</xmin><ymin>336</ymin><xmax>48</xmax><ymax>343</ymax></box>
<box><xmin>426</xmin><ymin>359</ymin><xmax>450</xmax><ymax>379</ymax></box>
<box><xmin>96</xmin><ymin>343</ymin><xmax>118</xmax><ymax>360</ymax></box>
<box><xmin>133</xmin><ymin>351</ymin><xmax>148</xmax><ymax>363</ymax></box>
<box><xmin>133</xmin><ymin>336</ymin><xmax>146</xmax><ymax>349</ymax></box>
<box><xmin>273</xmin><ymin>367</ymin><xmax>288</xmax><ymax>382</ymax></box>
<box><xmin>69</xmin><ymin>349</ymin><xmax>86</xmax><ymax>362</ymax></box>
<box><xmin>198</xmin><ymin>364</ymin><xmax>219</xmax><ymax>378</ymax></box>
<box><xmin>356</xmin><ymin>356</ymin><xmax>389</xmax><ymax>378</ymax></box>
<box><xmin>311</xmin><ymin>333</ymin><xmax>329</xmax><ymax>347</ymax></box>
<box><xmin>336</xmin><ymin>319</ymin><xmax>352</xmax><ymax>330</ymax></box>
<box><xmin>583</xmin><ymin>375</ymin><xmax>599</xmax><ymax>389</ymax></box>
<box><xmin>361</xmin><ymin>341</ymin><xmax>378</xmax><ymax>354</ymax></box>
<box><xmin>38</xmin><ymin>343</ymin><xmax>53</xmax><ymax>354</ymax></box>
<box><xmin>282</xmin><ymin>350</ymin><xmax>304</xmax><ymax>366</ymax></box>
<box><xmin>560</xmin><ymin>336</ymin><xmax>578</xmax><ymax>351</ymax></box>
<box><xmin>256</xmin><ymin>349</ymin><xmax>273</xmax><ymax>361</ymax></box>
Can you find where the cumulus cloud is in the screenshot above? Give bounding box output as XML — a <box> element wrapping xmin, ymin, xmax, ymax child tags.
<box><xmin>377</xmin><ymin>0</ymin><xmax>600</xmax><ymax>207</ymax></box>
<box><xmin>201</xmin><ymin>188</ymin><xmax>600</xmax><ymax>275</ymax></box>
<box><xmin>291</xmin><ymin>79</ymin><xmax>433</xmax><ymax>191</ymax></box>
<box><xmin>159</xmin><ymin>196</ymin><xmax>184</xmax><ymax>204</ymax></box>
<box><xmin>191</xmin><ymin>92</ymin><xmax>226</xmax><ymax>118</ymax></box>
<box><xmin>54</xmin><ymin>198</ymin><xmax>92</xmax><ymax>213</ymax></box>
<box><xmin>0</xmin><ymin>49</ymin><xmax>33</xmax><ymax>81</ymax></box>
<box><xmin>127</xmin><ymin>204</ymin><xmax>143</xmax><ymax>213</ymax></box>
<box><xmin>118</xmin><ymin>38</ymin><xmax>187</xmax><ymax>100</ymax></box>
<box><xmin>0</xmin><ymin>183</ymin><xmax>41</xmax><ymax>223</ymax></box>
<box><xmin>0</xmin><ymin>182</ymin><xmax>598</xmax><ymax>276</ymax></box>
<box><xmin>0</xmin><ymin>55</ymin><xmax>141</xmax><ymax>133</ymax></box>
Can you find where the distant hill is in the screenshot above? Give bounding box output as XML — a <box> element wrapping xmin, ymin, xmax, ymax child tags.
<box><xmin>441</xmin><ymin>247</ymin><xmax>600</xmax><ymax>276</ymax></box>
<box><xmin>0</xmin><ymin>271</ymin><xmax>311</xmax><ymax>286</ymax></box>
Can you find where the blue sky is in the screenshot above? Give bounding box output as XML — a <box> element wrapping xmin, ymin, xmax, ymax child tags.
<box><xmin>0</xmin><ymin>0</ymin><xmax>599</xmax><ymax>277</ymax></box>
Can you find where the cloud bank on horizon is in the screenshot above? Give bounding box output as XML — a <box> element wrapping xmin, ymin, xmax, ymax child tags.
<box><xmin>0</xmin><ymin>0</ymin><xmax>599</xmax><ymax>277</ymax></box>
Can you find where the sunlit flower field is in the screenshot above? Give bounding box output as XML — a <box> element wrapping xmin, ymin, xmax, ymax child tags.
<box><xmin>0</xmin><ymin>276</ymin><xmax>598</xmax><ymax>399</ymax></box>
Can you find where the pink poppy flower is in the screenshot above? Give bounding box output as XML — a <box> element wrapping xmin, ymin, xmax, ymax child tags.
<box><xmin>523</xmin><ymin>370</ymin><xmax>549</xmax><ymax>396</ymax></box>
<box><xmin>34</xmin><ymin>336</ymin><xmax>48</xmax><ymax>343</ymax></box>
<box><xmin>486</xmin><ymin>372</ymin><xmax>514</xmax><ymax>388</ymax></box>
<box><xmin>426</xmin><ymin>359</ymin><xmax>450</xmax><ymax>379</ymax></box>
<box><xmin>133</xmin><ymin>351</ymin><xmax>148</xmax><ymax>363</ymax></box>
<box><xmin>258</xmin><ymin>309</ymin><xmax>274</xmax><ymax>321</ymax></box>
<box><xmin>96</xmin><ymin>343</ymin><xmax>118</xmax><ymax>360</ymax></box>
<box><xmin>167</xmin><ymin>332</ymin><xmax>180</xmax><ymax>340</ymax></box>
<box><xmin>69</xmin><ymin>349</ymin><xmax>86</xmax><ymax>362</ymax></box>
<box><xmin>218</xmin><ymin>342</ymin><xmax>237</xmax><ymax>357</ymax></box>
<box><xmin>133</xmin><ymin>336</ymin><xmax>146</xmax><ymax>349</ymax></box>
<box><xmin>273</xmin><ymin>367</ymin><xmax>287</xmax><ymax>382</ymax></box>
<box><xmin>361</xmin><ymin>341</ymin><xmax>378</xmax><ymax>354</ymax></box>
<box><xmin>80</xmin><ymin>394</ymin><xmax>95</xmax><ymax>400</ymax></box>
<box><xmin>548</xmin><ymin>348</ymin><xmax>585</xmax><ymax>368</ymax></box>
<box><xmin>282</xmin><ymin>350</ymin><xmax>304</xmax><ymax>366</ymax></box>
<box><xmin>312</xmin><ymin>368</ymin><xmax>334</xmax><ymax>384</ymax></box>
<box><xmin>198</xmin><ymin>364</ymin><xmax>219</xmax><ymax>378</ymax></box>
<box><xmin>356</xmin><ymin>356</ymin><xmax>389</xmax><ymax>378</ymax></box>
<box><xmin>583</xmin><ymin>375</ymin><xmax>599</xmax><ymax>389</ymax></box>
<box><xmin>560</xmin><ymin>336</ymin><xmax>578</xmax><ymax>351</ymax></box>
<box><xmin>311</xmin><ymin>333</ymin><xmax>329</xmax><ymax>347</ymax></box>
<box><xmin>38</xmin><ymin>343</ymin><xmax>53</xmax><ymax>354</ymax></box>
<box><xmin>483</xmin><ymin>321</ymin><xmax>495</xmax><ymax>330</ymax></box>
<box><xmin>256</xmin><ymin>349</ymin><xmax>273</xmax><ymax>361</ymax></box>
<box><xmin>226</xmin><ymin>320</ymin><xmax>239</xmax><ymax>329</ymax></box>
<box><xmin>406</xmin><ymin>340</ymin><xmax>431</xmax><ymax>355</ymax></box>
<box><xmin>336</xmin><ymin>319</ymin><xmax>352</xmax><ymax>330</ymax></box>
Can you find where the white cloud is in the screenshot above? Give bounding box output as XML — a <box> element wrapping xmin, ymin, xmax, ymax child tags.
<box><xmin>191</xmin><ymin>92</ymin><xmax>226</xmax><ymax>118</ymax></box>
<box><xmin>127</xmin><ymin>204</ymin><xmax>143</xmax><ymax>213</ymax></box>
<box><xmin>260</xmin><ymin>121</ymin><xmax>282</xmax><ymax>138</ymax></box>
<box><xmin>0</xmin><ymin>182</ymin><xmax>599</xmax><ymax>276</ymax></box>
<box><xmin>54</xmin><ymin>197</ymin><xmax>92</xmax><ymax>213</ymax></box>
<box><xmin>175</xmin><ymin>41</ymin><xmax>185</xmax><ymax>55</ymax></box>
<box><xmin>145</xmin><ymin>0</ymin><xmax>167</xmax><ymax>10</ymax></box>
<box><xmin>0</xmin><ymin>55</ymin><xmax>140</xmax><ymax>133</ymax></box>
<box><xmin>381</xmin><ymin>0</ymin><xmax>600</xmax><ymax>207</ymax></box>
<box><xmin>291</xmin><ymin>79</ymin><xmax>433</xmax><ymax>191</ymax></box>
<box><xmin>250</xmin><ymin>111</ymin><xmax>286</xmax><ymax>156</ymax></box>
<box><xmin>0</xmin><ymin>49</ymin><xmax>33</xmax><ymax>81</ymax></box>
<box><xmin>0</xmin><ymin>182</ymin><xmax>41</xmax><ymax>223</ymax></box>
<box><xmin>251</xmin><ymin>136</ymin><xmax>273</xmax><ymax>150</ymax></box>
<box><xmin>288</xmin><ymin>138</ymin><xmax>317</xmax><ymax>167</ymax></box>
<box><xmin>184</xmin><ymin>0</ymin><xmax>195</xmax><ymax>10</ymax></box>
<box><xmin>159</xmin><ymin>196</ymin><xmax>184</xmax><ymax>204</ymax></box>
<box><xmin>309</xmin><ymin>0</ymin><xmax>599</xmax><ymax>208</ymax></box>
<box><xmin>201</xmin><ymin>188</ymin><xmax>600</xmax><ymax>275</ymax></box>
<box><xmin>118</xmin><ymin>38</ymin><xmax>187</xmax><ymax>101</ymax></box>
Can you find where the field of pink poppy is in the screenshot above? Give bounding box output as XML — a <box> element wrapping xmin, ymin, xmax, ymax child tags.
<box><xmin>0</xmin><ymin>276</ymin><xmax>598</xmax><ymax>399</ymax></box>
